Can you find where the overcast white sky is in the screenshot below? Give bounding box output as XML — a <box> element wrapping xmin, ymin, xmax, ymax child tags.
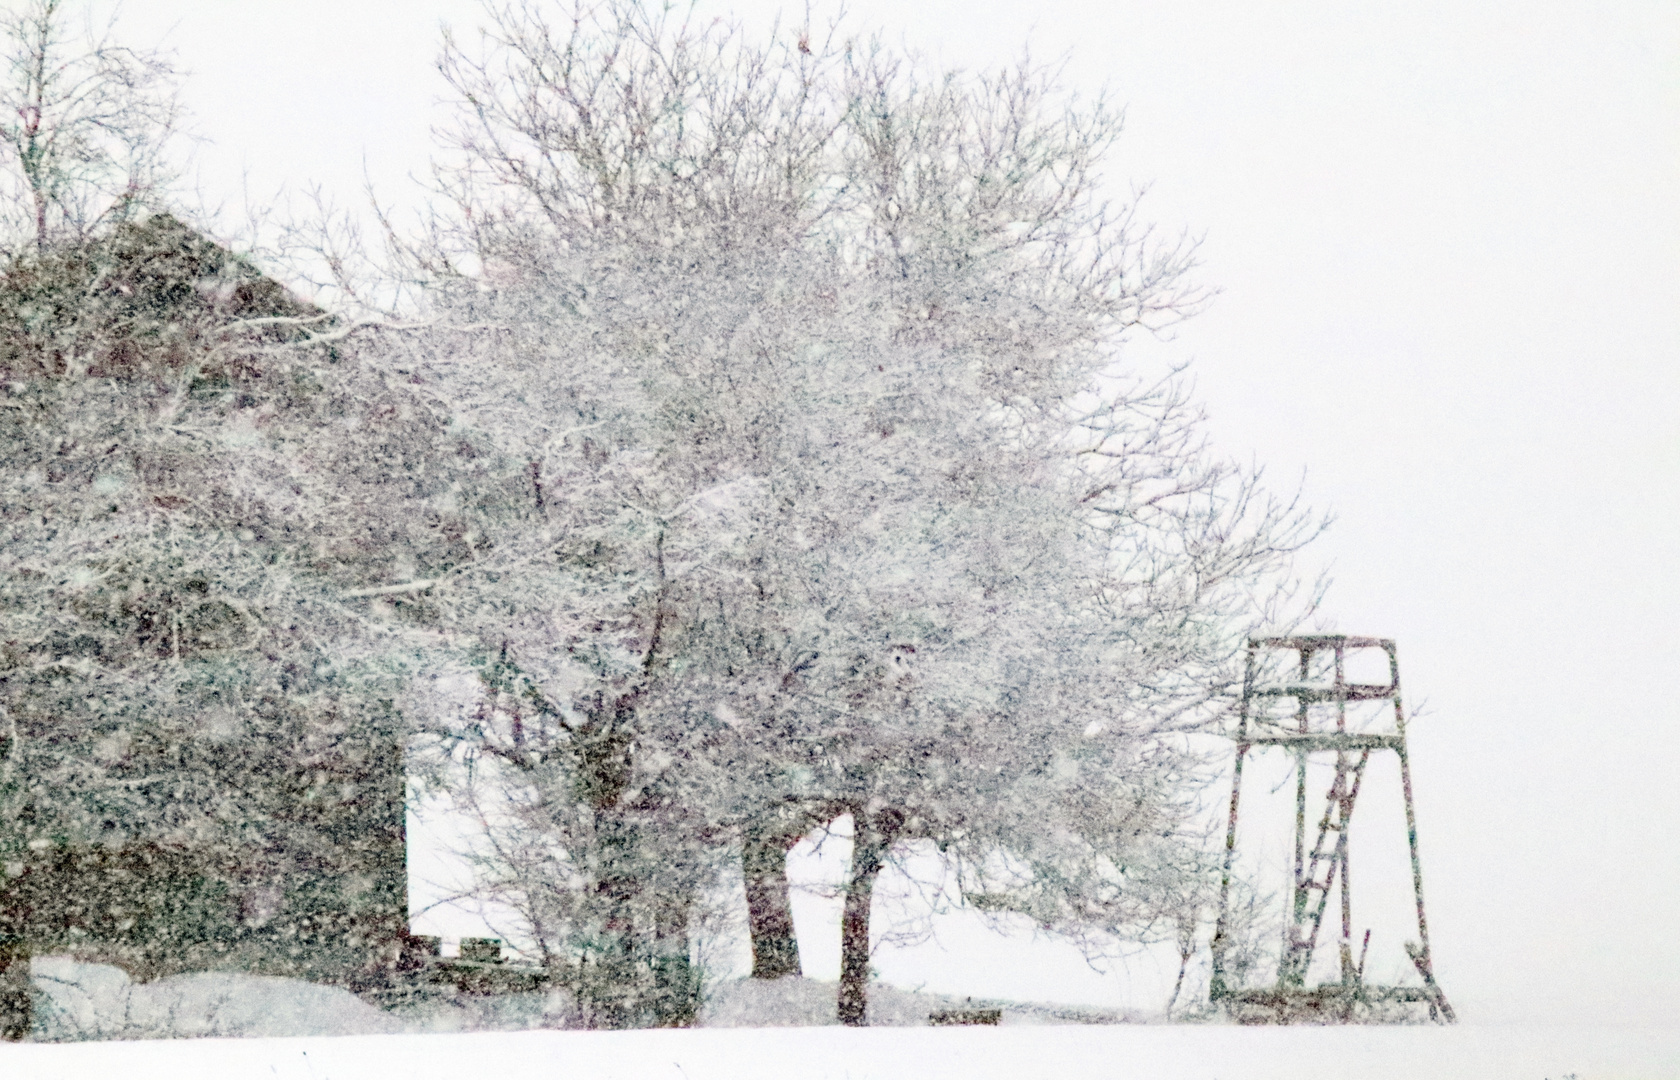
<box><xmin>107</xmin><ymin>0</ymin><xmax>1679</xmax><ymax>1028</ymax></box>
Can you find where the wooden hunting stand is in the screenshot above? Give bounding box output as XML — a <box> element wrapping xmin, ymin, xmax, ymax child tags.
<box><xmin>1209</xmin><ymin>635</ymin><xmax>1453</xmax><ymax>1023</ymax></box>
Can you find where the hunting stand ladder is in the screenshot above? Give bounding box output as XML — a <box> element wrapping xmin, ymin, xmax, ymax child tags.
<box><xmin>1209</xmin><ymin>635</ymin><xmax>1454</xmax><ymax>1023</ymax></box>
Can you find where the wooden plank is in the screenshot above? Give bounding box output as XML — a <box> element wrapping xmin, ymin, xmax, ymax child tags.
<box><xmin>1247</xmin><ymin>733</ymin><xmax>1404</xmax><ymax>752</ymax></box>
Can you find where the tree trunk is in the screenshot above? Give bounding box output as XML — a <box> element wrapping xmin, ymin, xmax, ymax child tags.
<box><xmin>742</xmin><ymin>820</ymin><xmax>801</xmax><ymax>979</ymax></box>
<box><xmin>0</xmin><ymin>940</ymin><xmax>29</xmax><ymax>1042</ymax></box>
<box><xmin>580</xmin><ymin>824</ymin><xmax>642</xmax><ymax>1030</ymax></box>
<box><xmin>647</xmin><ymin>887</ymin><xmax>698</xmax><ymax>1027</ymax></box>
<box><xmin>837</xmin><ymin>808</ymin><xmax>901</xmax><ymax>1027</ymax></box>
<box><xmin>565</xmin><ymin>703</ymin><xmax>647</xmax><ymax>1028</ymax></box>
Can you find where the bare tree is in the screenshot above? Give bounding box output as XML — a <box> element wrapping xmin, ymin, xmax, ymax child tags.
<box><xmin>359</xmin><ymin>0</ymin><xmax>1322</xmax><ymax>1027</ymax></box>
<box><xmin>0</xmin><ymin>0</ymin><xmax>183</xmax><ymax>255</ymax></box>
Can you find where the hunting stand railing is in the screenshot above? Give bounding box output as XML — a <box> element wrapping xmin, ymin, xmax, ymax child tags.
<box><xmin>1209</xmin><ymin>635</ymin><xmax>1454</xmax><ymax>1023</ymax></box>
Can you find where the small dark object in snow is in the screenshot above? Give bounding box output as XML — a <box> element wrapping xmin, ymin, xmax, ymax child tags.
<box><xmin>927</xmin><ymin>1007</ymin><xmax>1001</xmax><ymax>1026</ymax></box>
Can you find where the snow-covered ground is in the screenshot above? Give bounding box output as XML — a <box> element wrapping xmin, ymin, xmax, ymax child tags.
<box><xmin>3</xmin><ymin>1023</ymin><xmax>1674</xmax><ymax>1080</ymax></box>
<box><xmin>24</xmin><ymin>960</ymin><xmax>1126</xmax><ymax>1040</ymax></box>
<box><xmin>6</xmin><ymin>962</ymin><xmax>1674</xmax><ymax>1078</ymax></box>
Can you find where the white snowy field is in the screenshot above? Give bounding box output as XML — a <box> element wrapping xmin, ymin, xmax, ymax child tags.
<box><xmin>3</xmin><ymin>1024</ymin><xmax>1674</xmax><ymax>1080</ymax></box>
<box><xmin>6</xmin><ymin>965</ymin><xmax>1676</xmax><ymax>1079</ymax></box>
